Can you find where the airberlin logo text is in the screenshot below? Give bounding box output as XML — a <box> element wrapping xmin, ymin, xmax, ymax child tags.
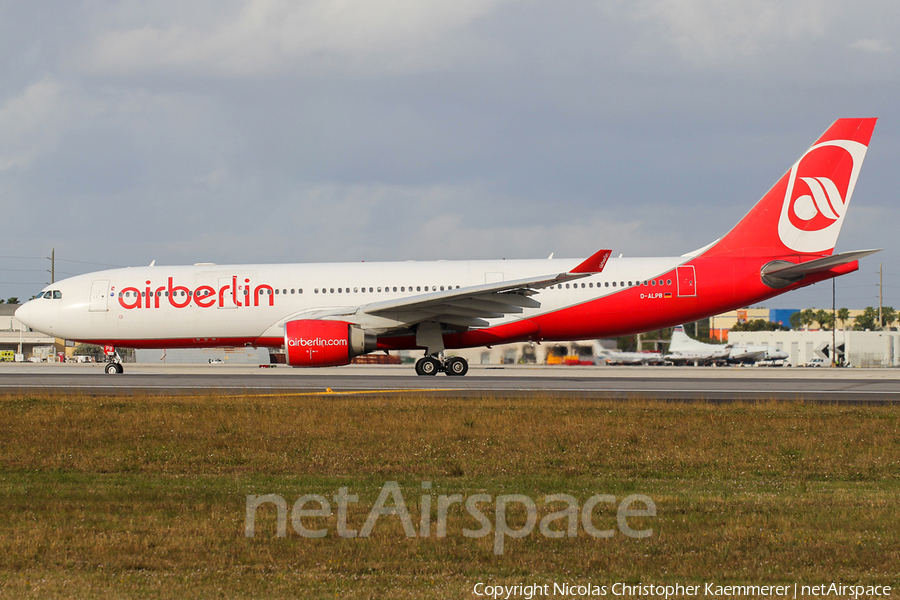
<box><xmin>117</xmin><ymin>276</ymin><xmax>275</xmax><ymax>310</ymax></box>
<box><xmin>287</xmin><ymin>337</ymin><xmax>348</xmax><ymax>347</ymax></box>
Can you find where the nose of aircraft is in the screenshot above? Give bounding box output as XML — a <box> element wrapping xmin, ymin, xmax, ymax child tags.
<box><xmin>14</xmin><ymin>302</ymin><xmax>31</xmax><ymax>328</ymax></box>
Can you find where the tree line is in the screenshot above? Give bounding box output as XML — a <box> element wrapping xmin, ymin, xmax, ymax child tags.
<box><xmin>733</xmin><ymin>307</ymin><xmax>897</xmax><ymax>332</ymax></box>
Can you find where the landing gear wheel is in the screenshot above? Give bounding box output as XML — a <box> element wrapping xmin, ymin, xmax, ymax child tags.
<box><xmin>415</xmin><ymin>356</ymin><xmax>440</xmax><ymax>376</ymax></box>
<box><xmin>116</xmin><ymin>363</ymin><xmax>124</xmax><ymax>374</ymax></box>
<box><xmin>105</xmin><ymin>362</ymin><xmax>121</xmax><ymax>375</ymax></box>
<box><xmin>445</xmin><ymin>356</ymin><xmax>468</xmax><ymax>376</ymax></box>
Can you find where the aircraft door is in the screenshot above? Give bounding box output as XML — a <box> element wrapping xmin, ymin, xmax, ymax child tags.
<box><xmin>89</xmin><ymin>280</ymin><xmax>110</xmax><ymax>312</ymax></box>
<box><xmin>676</xmin><ymin>266</ymin><xmax>696</xmax><ymax>298</ymax></box>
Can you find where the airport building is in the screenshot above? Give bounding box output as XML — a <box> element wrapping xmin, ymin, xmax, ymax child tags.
<box><xmin>729</xmin><ymin>329</ymin><xmax>900</xmax><ymax>368</ymax></box>
<box><xmin>134</xmin><ymin>347</ymin><xmax>270</xmax><ymax>364</ymax></box>
<box><xmin>710</xmin><ymin>308</ymin><xmax>867</xmax><ymax>341</ymax></box>
<box><xmin>0</xmin><ymin>304</ymin><xmax>63</xmax><ymax>361</ymax></box>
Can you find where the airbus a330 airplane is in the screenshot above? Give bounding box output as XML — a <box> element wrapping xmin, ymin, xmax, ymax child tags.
<box><xmin>16</xmin><ymin>118</ymin><xmax>880</xmax><ymax>376</ymax></box>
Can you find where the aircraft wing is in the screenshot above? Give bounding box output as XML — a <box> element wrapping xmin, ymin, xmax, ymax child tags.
<box><xmin>359</xmin><ymin>250</ymin><xmax>612</xmax><ymax>329</ymax></box>
<box><xmin>728</xmin><ymin>346</ymin><xmax>767</xmax><ymax>363</ymax></box>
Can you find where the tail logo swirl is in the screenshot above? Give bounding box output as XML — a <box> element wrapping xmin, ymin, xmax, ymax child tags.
<box><xmin>778</xmin><ymin>139</ymin><xmax>867</xmax><ymax>253</ymax></box>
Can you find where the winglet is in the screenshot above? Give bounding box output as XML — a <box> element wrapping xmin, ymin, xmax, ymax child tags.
<box><xmin>570</xmin><ymin>249</ymin><xmax>612</xmax><ymax>274</ymax></box>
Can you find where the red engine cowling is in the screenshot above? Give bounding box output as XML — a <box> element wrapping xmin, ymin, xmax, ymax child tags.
<box><xmin>284</xmin><ymin>320</ymin><xmax>376</xmax><ymax>367</ymax></box>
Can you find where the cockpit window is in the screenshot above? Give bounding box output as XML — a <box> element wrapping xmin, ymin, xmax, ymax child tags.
<box><xmin>53</xmin><ymin>291</ymin><xmax>62</xmax><ymax>299</ymax></box>
<box><xmin>42</xmin><ymin>291</ymin><xmax>52</xmax><ymax>299</ymax></box>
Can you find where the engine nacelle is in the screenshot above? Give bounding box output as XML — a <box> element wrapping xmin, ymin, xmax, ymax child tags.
<box><xmin>284</xmin><ymin>320</ymin><xmax>376</xmax><ymax>367</ymax></box>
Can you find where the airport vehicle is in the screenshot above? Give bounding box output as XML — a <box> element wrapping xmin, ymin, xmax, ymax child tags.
<box><xmin>755</xmin><ymin>358</ymin><xmax>790</xmax><ymax>367</ymax></box>
<box><xmin>15</xmin><ymin>119</ymin><xmax>879</xmax><ymax>376</ymax></box>
<box><xmin>805</xmin><ymin>357</ymin><xmax>827</xmax><ymax>367</ymax></box>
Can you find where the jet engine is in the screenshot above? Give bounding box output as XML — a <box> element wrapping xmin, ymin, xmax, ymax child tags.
<box><xmin>284</xmin><ymin>320</ymin><xmax>376</xmax><ymax>367</ymax></box>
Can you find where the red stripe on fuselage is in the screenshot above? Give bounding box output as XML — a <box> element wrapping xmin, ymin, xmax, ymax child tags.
<box><xmin>81</xmin><ymin>257</ymin><xmax>855</xmax><ymax>352</ymax></box>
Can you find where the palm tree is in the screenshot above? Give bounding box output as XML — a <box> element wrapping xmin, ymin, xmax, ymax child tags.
<box><xmin>815</xmin><ymin>309</ymin><xmax>834</xmax><ymax>330</ymax></box>
<box><xmin>800</xmin><ymin>308</ymin><xmax>818</xmax><ymax>330</ymax></box>
<box><xmin>837</xmin><ymin>308</ymin><xmax>850</xmax><ymax>330</ymax></box>
<box><xmin>882</xmin><ymin>306</ymin><xmax>897</xmax><ymax>329</ymax></box>
<box><xmin>854</xmin><ymin>307</ymin><xmax>878</xmax><ymax>331</ymax></box>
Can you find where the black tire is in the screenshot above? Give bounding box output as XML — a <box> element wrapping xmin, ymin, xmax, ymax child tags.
<box><xmin>445</xmin><ymin>357</ymin><xmax>468</xmax><ymax>376</ymax></box>
<box><xmin>116</xmin><ymin>363</ymin><xmax>124</xmax><ymax>374</ymax></box>
<box><xmin>415</xmin><ymin>357</ymin><xmax>440</xmax><ymax>376</ymax></box>
<box><xmin>105</xmin><ymin>363</ymin><xmax>119</xmax><ymax>375</ymax></box>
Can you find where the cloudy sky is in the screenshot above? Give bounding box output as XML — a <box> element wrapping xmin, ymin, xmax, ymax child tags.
<box><xmin>2</xmin><ymin>0</ymin><xmax>898</xmax><ymax>309</ymax></box>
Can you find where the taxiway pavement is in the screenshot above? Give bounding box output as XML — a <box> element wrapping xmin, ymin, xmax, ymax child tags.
<box><xmin>2</xmin><ymin>363</ymin><xmax>898</xmax><ymax>402</ymax></box>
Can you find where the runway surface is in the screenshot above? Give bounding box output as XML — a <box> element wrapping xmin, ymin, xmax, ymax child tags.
<box><xmin>2</xmin><ymin>363</ymin><xmax>899</xmax><ymax>402</ymax></box>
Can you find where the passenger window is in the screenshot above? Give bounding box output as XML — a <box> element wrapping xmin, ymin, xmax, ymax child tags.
<box><xmin>612</xmin><ymin>282</ymin><xmax>617</xmax><ymax>287</ymax></box>
<box><xmin>666</xmin><ymin>279</ymin><xmax>672</xmax><ymax>285</ymax></box>
<box><xmin>651</xmin><ymin>280</ymin><xmax>656</xmax><ymax>286</ymax></box>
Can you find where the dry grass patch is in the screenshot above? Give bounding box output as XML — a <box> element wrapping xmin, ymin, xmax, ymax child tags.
<box><xmin>0</xmin><ymin>392</ymin><xmax>898</xmax><ymax>598</ymax></box>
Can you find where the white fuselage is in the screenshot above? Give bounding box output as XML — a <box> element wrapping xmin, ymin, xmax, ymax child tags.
<box><xmin>17</xmin><ymin>256</ymin><xmax>683</xmax><ymax>345</ymax></box>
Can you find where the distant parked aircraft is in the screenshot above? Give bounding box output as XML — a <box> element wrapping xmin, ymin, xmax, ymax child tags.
<box><xmin>598</xmin><ymin>349</ymin><xmax>665</xmax><ymax>365</ymax></box>
<box><xmin>666</xmin><ymin>326</ymin><xmax>790</xmax><ymax>365</ymax></box>
<box><xmin>665</xmin><ymin>326</ymin><xmax>731</xmax><ymax>365</ymax></box>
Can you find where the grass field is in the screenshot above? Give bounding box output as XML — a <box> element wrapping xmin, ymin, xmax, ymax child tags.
<box><xmin>0</xmin><ymin>391</ymin><xmax>898</xmax><ymax>598</ymax></box>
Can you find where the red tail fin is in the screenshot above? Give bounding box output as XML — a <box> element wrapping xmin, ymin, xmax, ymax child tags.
<box><xmin>704</xmin><ymin>118</ymin><xmax>877</xmax><ymax>259</ymax></box>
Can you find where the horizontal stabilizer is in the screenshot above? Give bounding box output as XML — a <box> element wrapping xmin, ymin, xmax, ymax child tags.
<box><xmin>764</xmin><ymin>249</ymin><xmax>881</xmax><ymax>278</ymax></box>
<box><xmin>761</xmin><ymin>249</ymin><xmax>881</xmax><ymax>288</ymax></box>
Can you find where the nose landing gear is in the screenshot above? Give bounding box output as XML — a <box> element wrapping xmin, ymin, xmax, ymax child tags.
<box><xmin>104</xmin><ymin>361</ymin><xmax>124</xmax><ymax>374</ymax></box>
<box><xmin>103</xmin><ymin>345</ymin><xmax>124</xmax><ymax>374</ymax></box>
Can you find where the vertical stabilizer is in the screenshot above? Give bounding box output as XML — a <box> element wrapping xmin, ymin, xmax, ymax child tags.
<box><xmin>704</xmin><ymin>119</ymin><xmax>877</xmax><ymax>259</ymax></box>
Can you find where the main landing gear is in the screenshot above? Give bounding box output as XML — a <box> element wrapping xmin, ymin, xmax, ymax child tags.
<box><xmin>415</xmin><ymin>355</ymin><xmax>468</xmax><ymax>377</ymax></box>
